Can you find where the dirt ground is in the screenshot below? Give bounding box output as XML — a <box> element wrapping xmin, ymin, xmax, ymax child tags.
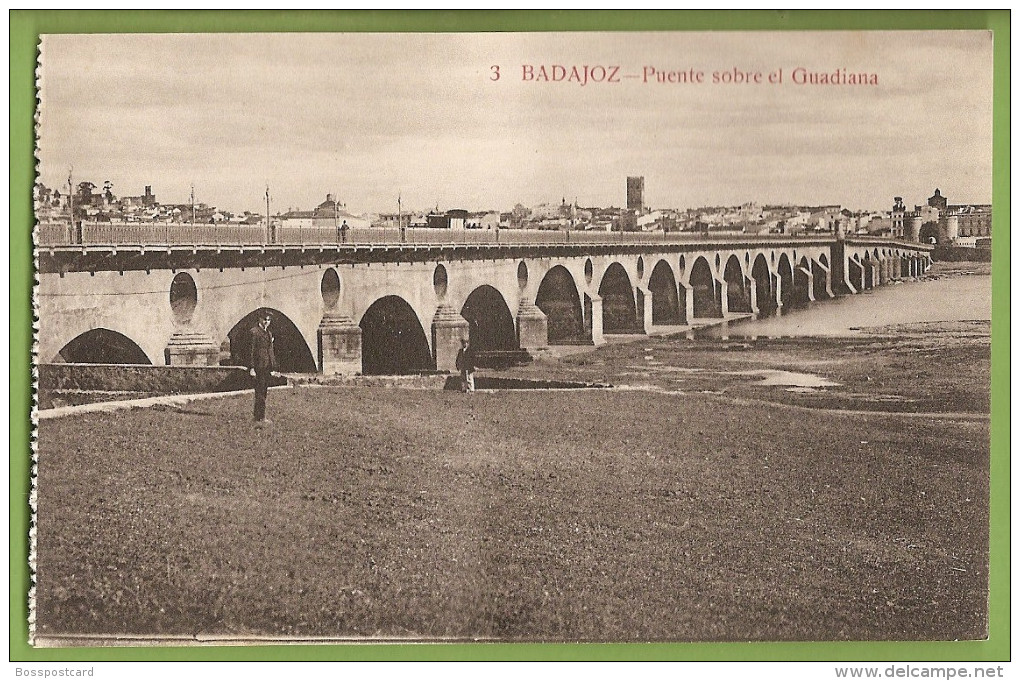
<box><xmin>34</xmin><ymin>316</ymin><xmax>990</xmax><ymax>642</ymax></box>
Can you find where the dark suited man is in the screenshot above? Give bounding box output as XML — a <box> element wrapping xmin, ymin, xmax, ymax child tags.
<box><xmin>248</xmin><ymin>312</ymin><xmax>280</xmax><ymax>423</ymax></box>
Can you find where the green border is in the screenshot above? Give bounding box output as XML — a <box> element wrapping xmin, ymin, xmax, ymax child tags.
<box><xmin>10</xmin><ymin>9</ymin><xmax>1010</xmax><ymax>663</ymax></box>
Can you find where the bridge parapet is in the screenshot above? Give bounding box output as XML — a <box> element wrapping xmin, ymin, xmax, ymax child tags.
<box><xmin>36</xmin><ymin>233</ymin><xmax>930</xmax><ymax>275</ymax></box>
<box><xmin>38</xmin><ymin>221</ymin><xmax>932</xmax><ymax>248</ymax></box>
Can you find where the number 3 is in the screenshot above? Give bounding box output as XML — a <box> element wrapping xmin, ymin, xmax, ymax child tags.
<box><xmin>490</xmin><ymin>65</ymin><xmax>500</xmax><ymax>81</ymax></box>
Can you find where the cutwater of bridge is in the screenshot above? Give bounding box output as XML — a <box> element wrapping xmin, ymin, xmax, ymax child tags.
<box><xmin>36</xmin><ymin>237</ymin><xmax>932</xmax><ymax>376</ymax></box>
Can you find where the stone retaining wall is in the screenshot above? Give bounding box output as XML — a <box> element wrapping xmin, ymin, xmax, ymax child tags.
<box><xmin>38</xmin><ymin>363</ymin><xmax>285</xmax><ymax>409</ymax></box>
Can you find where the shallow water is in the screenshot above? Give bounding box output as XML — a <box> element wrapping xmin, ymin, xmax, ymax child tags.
<box><xmin>700</xmin><ymin>274</ymin><xmax>991</xmax><ymax>339</ymax></box>
<box><xmin>742</xmin><ymin>369</ymin><xmax>841</xmax><ymax>388</ymax></box>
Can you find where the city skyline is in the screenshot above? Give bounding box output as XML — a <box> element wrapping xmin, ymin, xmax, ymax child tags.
<box><xmin>37</xmin><ymin>31</ymin><xmax>993</xmax><ymax>215</ymax></box>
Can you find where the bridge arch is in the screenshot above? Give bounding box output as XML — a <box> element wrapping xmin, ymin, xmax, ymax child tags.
<box><xmin>358</xmin><ymin>295</ymin><xmax>433</xmax><ymax>375</ymax></box>
<box><xmin>751</xmin><ymin>253</ymin><xmax>775</xmax><ymax>314</ymax></box>
<box><xmin>54</xmin><ymin>328</ymin><xmax>152</xmax><ymax>365</ymax></box>
<box><xmin>460</xmin><ymin>285</ymin><xmax>518</xmax><ymax>353</ymax></box>
<box><xmin>598</xmin><ymin>262</ymin><xmax>640</xmax><ymax>333</ymax></box>
<box><xmin>648</xmin><ymin>259</ymin><xmax>681</xmax><ymax>325</ymax></box>
<box><xmin>536</xmin><ymin>264</ymin><xmax>585</xmax><ymax>343</ymax></box>
<box><xmin>676</xmin><ymin>256</ymin><xmax>690</xmax><ymax>323</ymax></box>
<box><xmin>847</xmin><ymin>253</ymin><xmax>864</xmax><ymax>292</ymax></box>
<box><xmin>812</xmin><ymin>254</ymin><xmax>829</xmax><ymax>300</ymax></box>
<box><xmin>690</xmin><ymin>256</ymin><xmax>721</xmax><ymax>318</ymax></box>
<box><xmin>723</xmin><ymin>254</ymin><xmax>752</xmax><ymax>313</ymax></box>
<box><xmin>862</xmin><ymin>253</ymin><xmax>875</xmax><ymax>290</ymax></box>
<box><xmin>228</xmin><ymin>307</ymin><xmax>317</xmax><ymax>373</ymax></box>
<box><xmin>777</xmin><ymin>253</ymin><xmax>794</xmax><ymax>306</ymax></box>
<box><xmin>792</xmin><ymin>256</ymin><xmax>812</xmax><ymax>305</ymax></box>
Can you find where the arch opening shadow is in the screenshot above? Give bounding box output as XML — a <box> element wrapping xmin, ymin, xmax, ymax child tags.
<box><xmin>691</xmin><ymin>257</ymin><xmax>721</xmax><ymax>318</ymax></box>
<box><xmin>811</xmin><ymin>258</ymin><xmax>829</xmax><ymax>300</ymax></box>
<box><xmin>599</xmin><ymin>262</ymin><xmax>640</xmax><ymax>333</ymax></box>
<box><xmin>792</xmin><ymin>257</ymin><xmax>812</xmax><ymax>306</ymax></box>
<box><xmin>228</xmin><ymin>308</ymin><xmax>317</xmax><ymax>373</ymax></box>
<box><xmin>918</xmin><ymin>222</ymin><xmax>940</xmax><ymax>245</ymax></box>
<box><xmin>583</xmin><ymin>294</ymin><xmax>594</xmax><ymax>338</ymax></box>
<box><xmin>536</xmin><ymin>265</ymin><xmax>586</xmax><ymax>344</ymax></box>
<box><xmin>461</xmin><ymin>285</ymin><xmax>518</xmax><ymax>353</ymax></box>
<box><xmin>723</xmin><ymin>255</ymin><xmax>752</xmax><ymax>313</ymax></box>
<box><xmin>751</xmin><ymin>255</ymin><xmax>775</xmax><ymax>315</ymax></box>
<box><xmin>847</xmin><ymin>257</ymin><xmax>864</xmax><ymax>292</ymax></box>
<box><xmin>777</xmin><ymin>254</ymin><xmax>794</xmax><ymax>306</ymax></box>
<box><xmin>863</xmin><ymin>255</ymin><xmax>875</xmax><ymax>290</ymax></box>
<box><xmin>358</xmin><ymin>296</ymin><xmax>434</xmax><ymax>375</ymax></box>
<box><xmin>648</xmin><ymin>261</ymin><xmax>681</xmax><ymax>325</ymax></box>
<box><xmin>55</xmin><ymin>328</ymin><xmax>151</xmax><ymax>365</ymax></box>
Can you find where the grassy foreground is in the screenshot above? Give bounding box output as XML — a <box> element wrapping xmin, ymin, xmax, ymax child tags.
<box><xmin>35</xmin><ymin>329</ymin><xmax>989</xmax><ymax>641</ymax></box>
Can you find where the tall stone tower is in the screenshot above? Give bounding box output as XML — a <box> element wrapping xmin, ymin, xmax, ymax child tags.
<box><xmin>927</xmin><ymin>188</ymin><xmax>948</xmax><ymax>213</ymax></box>
<box><xmin>626</xmin><ymin>176</ymin><xmax>645</xmax><ymax>212</ymax></box>
<box><xmin>892</xmin><ymin>197</ymin><xmax>905</xmax><ymax>238</ymax></box>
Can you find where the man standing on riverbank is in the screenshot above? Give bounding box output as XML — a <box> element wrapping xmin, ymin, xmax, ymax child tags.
<box><xmin>249</xmin><ymin>311</ymin><xmax>278</xmax><ymax>423</ymax></box>
<box><xmin>456</xmin><ymin>337</ymin><xmax>476</xmax><ymax>393</ymax></box>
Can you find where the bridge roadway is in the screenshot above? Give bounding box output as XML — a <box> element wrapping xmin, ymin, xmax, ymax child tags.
<box><xmin>36</xmin><ymin>232</ymin><xmax>933</xmax><ymax>377</ymax></box>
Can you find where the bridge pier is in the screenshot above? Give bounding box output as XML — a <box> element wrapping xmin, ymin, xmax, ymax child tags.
<box><xmin>866</xmin><ymin>261</ymin><xmax>879</xmax><ymax>289</ymax></box>
<box><xmin>636</xmin><ymin>286</ymin><xmax>652</xmax><ymax>333</ymax></box>
<box><xmin>164</xmin><ymin>330</ymin><xmax>220</xmax><ymax>366</ymax></box>
<box><xmin>317</xmin><ymin>311</ymin><xmax>362</xmax><ymax>375</ymax></box>
<box><xmin>795</xmin><ymin>264</ymin><xmax>815</xmax><ymax>303</ymax></box>
<box><xmin>748</xmin><ymin>279</ymin><xmax>760</xmax><ymax>315</ymax></box>
<box><xmin>679</xmin><ymin>283</ymin><xmax>693</xmax><ymax>324</ymax></box>
<box><xmin>432</xmin><ymin>304</ymin><xmax>469</xmax><ymax>373</ymax></box>
<box><xmin>813</xmin><ymin>261</ymin><xmax>833</xmax><ymax>299</ymax></box>
<box><xmin>516</xmin><ymin>298</ymin><xmax>548</xmax><ymax>352</ymax></box>
<box><xmin>839</xmin><ymin>259</ymin><xmax>859</xmax><ymax>295</ymax></box>
<box><xmin>588</xmin><ymin>294</ymin><xmax>605</xmax><ymax>345</ymax></box>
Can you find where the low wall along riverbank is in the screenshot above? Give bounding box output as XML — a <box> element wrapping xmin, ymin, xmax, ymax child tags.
<box><xmin>37</xmin><ymin>363</ymin><xmax>286</xmax><ymax>409</ymax></box>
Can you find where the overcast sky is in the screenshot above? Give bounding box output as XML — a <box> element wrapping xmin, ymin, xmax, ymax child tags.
<box><xmin>37</xmin><ymin>31</ymin><xmax>993</xmax><ymax>215</ymax></box>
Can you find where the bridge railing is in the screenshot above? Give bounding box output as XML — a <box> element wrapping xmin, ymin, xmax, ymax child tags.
<box><xmin>35</xmin><ymin>221</ymin><xmax>917</xmax><ymax>248</ymax></box>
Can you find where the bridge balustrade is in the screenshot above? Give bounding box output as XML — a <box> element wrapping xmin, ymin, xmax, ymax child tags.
<box><xmin>36</xmin><ymin>222</ymin><xmax>73</xmax><ymax>245</ymax></box>
<box><xmin>35</xmin><ymin>221</ymin><xmax>919</xmax><ymax>249</ymax></box>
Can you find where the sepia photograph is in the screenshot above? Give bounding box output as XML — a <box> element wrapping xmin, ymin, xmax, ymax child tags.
<box><xmin>27</xmin><ymin>23</ymin><xmax>998</xmax><ymax>651</ymax></box>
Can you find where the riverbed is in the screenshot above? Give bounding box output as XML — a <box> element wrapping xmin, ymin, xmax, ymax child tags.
<box><xmin>702</xmin><ymin>263</ymin><xmax>991</xmax><ymax>339</ymax></box>
<box><xmin>510</xmin><ymin>262</ymin><xmax>992</xmax><ymax>415</ymax></box>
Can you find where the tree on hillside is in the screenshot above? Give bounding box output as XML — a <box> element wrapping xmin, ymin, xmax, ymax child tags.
<box><xmin>76</xmin><ymin>181</ymin><xmax>96</xmax><ymax>206</ymax></box>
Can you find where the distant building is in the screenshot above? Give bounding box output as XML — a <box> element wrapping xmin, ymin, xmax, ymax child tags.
<box><xmin>947</xmin><ymin>204</ymin><xmax>991</xmax><ymax>238</ymax></box>
<box><xmin>615</xmin><ymin>210</ymin><xmax>639</xmax><ymax>232</ymax></box>
<box><xmin>120</xmin><ymin>185</ymin><xmax>157</xmax><ymax>209</ymax></box>
<box><xmin>927</xmin><ymin>188</ymin><xmax>948</xmax><ymax>213</ymax></box>
<box><xmin>905</xmin><ymin>189</ymin><xmax>991</xmax><ymax>245</ymax></box>
<box><xmin>892</xmin><ymin>197</ymin><xmax>906</xmax><ymax>236</ymax></box>
<box><xmin>426</xmin><ymin>209</ymin><xmax>468</xmax><ymax>230</ymax></box>
<box><xmin>278</xmin><ymin>194</ymin><xmax>370</xmax><ymax>230</ymax></box>
<box><xmin>626</xmin><ymin>176</ymin><xmax>645</xmax><ymax>212</ymax></box>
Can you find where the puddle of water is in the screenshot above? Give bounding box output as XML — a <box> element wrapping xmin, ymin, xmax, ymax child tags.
<box><xmin>737</xmin><ymin>369</ymin><xmax>841</xmax><ymax>388</ymax></box>
<box><xmin>468</xmin><ymin>377</ymin><xmax>610</xmax><ymax>391</ymax></box>
<box><xmin>622</xmin><ymin>365</ymin><xmax>837</xmax><ymax>389</ymax></box>
<box><xmin>625</xmin><ymin>366</ymin><xmax>705</xmax><ymax>374</ymax></box>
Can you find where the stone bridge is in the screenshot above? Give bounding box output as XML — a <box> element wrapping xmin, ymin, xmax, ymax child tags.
<box><xmin>36</xmin><ymin>235</ymin><xmax>933</xmax><ymax>375</ymax></box>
